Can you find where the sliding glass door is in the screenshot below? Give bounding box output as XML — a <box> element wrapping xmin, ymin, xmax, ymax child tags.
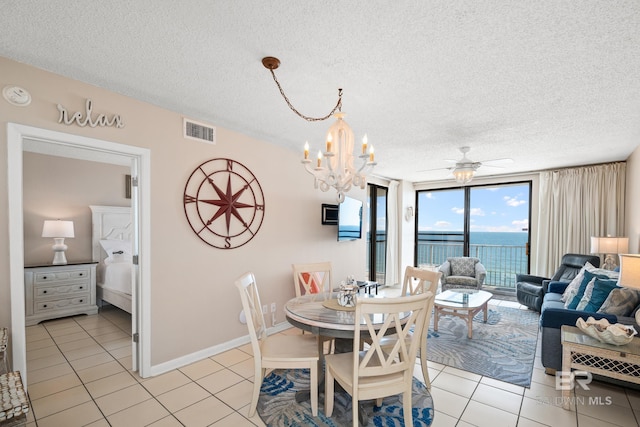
<box><xmin>416</xmin><ymin>182</ymin><xmax>531</xmax><ymax>290</ymax></box>
<box><xmin>366</xmin><ymin>184</ymin><xmax>387</xmax><ymax>284</ymax></box>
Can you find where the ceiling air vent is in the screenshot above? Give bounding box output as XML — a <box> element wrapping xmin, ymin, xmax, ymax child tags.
<box><xmin>183</xmin><ymin>118</ymin><xmax>216</xmax><ymax>144</ymax></box>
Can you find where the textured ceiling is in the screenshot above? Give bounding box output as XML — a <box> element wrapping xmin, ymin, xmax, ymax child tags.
<box><xmin>2</xmin><ymin>1</ymin><xmax>640</xmax><ymax>182</ymax></box>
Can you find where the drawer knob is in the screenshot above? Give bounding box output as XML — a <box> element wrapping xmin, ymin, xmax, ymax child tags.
<box><xmin>79</xmin><ymin>273</ymin><xmax>84</xmax><ymax>276</ymax></box>
<box><xmin>43</xmin><ymin>290</ymin><xmax>47</xmax><ymax>294</ymax></box>
<box><xmin>43</xmin><ymin>276</ymin><xmax>48</xmax><ymax>280</ymax></box>
<box><xmin>79</xmin><ymin>299</ymin><xmax>83</xmax><ymax>303</ymax></box>
<box><xmin>43</xmin><ymin>304</ymin><xmax>47</xmax><ymax>308</ymax></box>
<box><xmin>79</xmin><ymin>286</ymin><xmax>83</xmax><ymax>289</ymax></box>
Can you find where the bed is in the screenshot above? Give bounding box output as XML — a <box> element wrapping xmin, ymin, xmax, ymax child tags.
<box><xmin>90</xmin><ymin>205</ymin><xmax>133</xmax><ymax>314</ymax></box>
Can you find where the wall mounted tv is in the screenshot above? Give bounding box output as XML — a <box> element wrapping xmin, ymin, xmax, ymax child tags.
<box><xmin>337</xmin><ymin>196</ymin><xmax>363</xmax><ymax>241</ymax></box>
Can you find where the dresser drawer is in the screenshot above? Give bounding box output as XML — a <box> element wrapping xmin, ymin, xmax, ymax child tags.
<box><xmin>36</xmin><ymin>283</ymin><xmax>89</xmax><ymax>298</ymax></box>
<box><xmin>35</xmin><ymin>268</ymin><xmax>91</xmax><ymax>283</ymax></box>
<box><xmin>35</xmin><ymin>297</ymin><xmax>89</xmax><ymax>313</ymax></box>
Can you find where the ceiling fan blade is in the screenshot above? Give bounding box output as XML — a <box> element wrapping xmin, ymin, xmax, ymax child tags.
<box><xmin>416</xmin><ymin>166</ymin><xmax>453</xmax><ymax>173</ymax></box>
<box><xmin>481</xmin><ymin>158</ymin><xmax>514</xmax><ymax>166</ymax></box>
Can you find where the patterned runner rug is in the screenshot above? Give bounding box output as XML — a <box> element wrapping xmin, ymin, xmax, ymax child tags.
<box><xmin>427</xmin><ymin>305</ymin><xmax>540</xmax><ymax>387</ymax></box>
<box><xmin>257</xmin><ymin>368</ymin><xmax>434</xmax><ymax>426</ymax></box>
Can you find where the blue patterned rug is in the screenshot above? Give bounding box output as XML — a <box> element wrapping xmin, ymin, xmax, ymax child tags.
<box><xmin>257</xmin><ymin>368</ymin><xmax>434</xmax><ymax>426</ymax></box>
<box><xmin>427</xmin><ymin>305</ymin><xmax>540</xmax><ymax>387</ymax></box>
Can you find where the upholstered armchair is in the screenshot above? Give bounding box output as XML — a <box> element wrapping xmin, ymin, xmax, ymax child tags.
<box><xmin>515</xmin><ymin>253</ymin><xmax>600</xmax><ymax>312</ymax></box>
<box><xmin>438</xmin><ymin>257</ymin><xmax>487</xmax><ymax>292</ymax></box>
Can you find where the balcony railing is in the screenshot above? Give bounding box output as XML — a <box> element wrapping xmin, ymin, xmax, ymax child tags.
<box><xmin>416</xmin><ymin>242</ymin><xmax>528</xmax><ymax>289</ymax></box>
<box><xmin>368</xmin><ymin>232</ymin><xmax>528</xmax><ymax>290</ymax></box>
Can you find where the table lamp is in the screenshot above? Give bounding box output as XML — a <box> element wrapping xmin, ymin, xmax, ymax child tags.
<box><xmin>42</xmin><ymin>220</ymin><xmax>75</xmax><ymax>264</ymax></box>
<box><xmin>618</xmin><ymin>254</ymin><xmax>640</xmax><ymax>326</ymax></box>
<box><xmin>590</xmin><ymin>236</ymin><xmax>629</xmax><ymax>270</ymax></box>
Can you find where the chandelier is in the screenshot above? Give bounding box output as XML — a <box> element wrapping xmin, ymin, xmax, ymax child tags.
<box><xmin>262</xmin><ymin>56</ymin><xmax>376</xmax><ymax>203</ymax></box>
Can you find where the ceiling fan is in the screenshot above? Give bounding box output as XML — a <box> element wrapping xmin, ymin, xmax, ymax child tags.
<box><xmin>422</xmin><ymin>146</ymin><xmax>513</xmax><ymax>183</ymax></box>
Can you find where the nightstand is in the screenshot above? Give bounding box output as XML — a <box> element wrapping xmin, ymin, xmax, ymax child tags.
<box><xmin>24</xmin><ymin>261</ymin><xmax>98</xmax><ymax>326</ymax></box>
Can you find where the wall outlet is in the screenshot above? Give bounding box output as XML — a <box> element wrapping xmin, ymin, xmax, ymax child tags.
<box><xmin>262</xmin><ymin>305</ymin><xmax>268</xmax><ymax>314</ymax></box>
<box><xmin>271</xmin><ymin>303</ymin><xmax>276</xmax><ymax>313</ymax></box>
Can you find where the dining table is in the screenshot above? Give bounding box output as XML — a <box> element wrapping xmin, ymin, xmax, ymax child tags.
<box><xmin>284</xmin><ymin>291</ymin><xmax>410</xmax><ymax>424</ymax></box>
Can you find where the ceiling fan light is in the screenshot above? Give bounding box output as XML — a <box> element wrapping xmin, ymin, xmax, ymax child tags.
<box><xmin>453</xmin><ymin>167</ymin><xmax>474</xmax><ymax>184</ymax></box>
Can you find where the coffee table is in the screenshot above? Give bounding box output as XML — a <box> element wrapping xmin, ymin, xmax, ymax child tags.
<box><xmin>433</xmin><ymin>289</ymin><xmax>492</xmax><ymax>338</ymax></box>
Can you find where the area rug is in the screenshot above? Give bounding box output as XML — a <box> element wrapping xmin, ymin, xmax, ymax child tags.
<box><xmin>426</xmin><ymin>305</ymin><xmax>539</xmax><ymax>387</ymax></box>
<box><xmin>257</xmin><ymin>368</ymin><xmax>434</xmax><ymax>426</ymax></box>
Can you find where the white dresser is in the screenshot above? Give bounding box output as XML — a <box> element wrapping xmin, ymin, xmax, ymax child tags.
<box><xmin>24</xmin><ymin>262</ymin><xmax>98</xmax><ymax>326</ymax></box>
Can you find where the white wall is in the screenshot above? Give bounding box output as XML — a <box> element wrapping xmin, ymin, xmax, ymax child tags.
<box><xmin>0</xmin><ymin>57</ymin><xmax>366</xmax><ymax>369</ymax></box>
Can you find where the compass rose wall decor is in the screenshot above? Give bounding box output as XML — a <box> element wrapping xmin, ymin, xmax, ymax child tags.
<box><xmin>183</xmin><ymin>158</ymin><xmax>265</xmax><ymax>249</ymax></box>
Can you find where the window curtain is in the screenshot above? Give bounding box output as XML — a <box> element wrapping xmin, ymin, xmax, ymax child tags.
<box><xmin>385</xmin><ymin>180</ymin><xmax>400</xmax><ymax>285</ymax></box>
<box><xmin>536</xmin><ymin>162</ymin><xmax>626</xmax><ymax>276</ymax></box>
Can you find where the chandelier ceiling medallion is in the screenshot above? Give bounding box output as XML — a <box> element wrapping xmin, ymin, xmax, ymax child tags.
<box><xmin>262</xmin><ymin>56</ymin><xmax>376</xmax><ymax>203</ymax></box>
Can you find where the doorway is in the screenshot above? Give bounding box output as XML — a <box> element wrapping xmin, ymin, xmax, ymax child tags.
<box><xmin>7</xmin><ymin>123</ymin><xmax>151</xmax><ymax>381</ymax></box>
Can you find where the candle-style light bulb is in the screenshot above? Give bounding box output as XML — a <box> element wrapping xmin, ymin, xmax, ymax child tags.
<box><xmin>317</xmin><ymin>150</ymin><xmax>323</xmax><ymax>167</ymax></box>
<box><xmin>369</xmin><ymin>146</ymin><xmax>375</xmax><ymax>162</ymax></box>
<box><xmin>362</xmin><ymin>134</ymin><xmax>368</xmax><ymax>154</ymax></box>
<box><xmin>303</xmin><ymin>141</ymin><xmax>309</xmax><ymax>160</ymax></box>
<box><xmin>326</xmin><ymin>133</ymin><xmax>333</xmax><ymax>153</ymax></box>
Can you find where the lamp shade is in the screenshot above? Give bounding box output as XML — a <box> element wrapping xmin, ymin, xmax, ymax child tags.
<box><xmin>590</xmin><ymin>236</ymin><xmax>629</xmax><ymax>254</ymax></box>
<box><xmin>42</xmin><ymin>220</ymin><xmax>75</xmax><ymax>238</ymax></box>
<box><xmin>453</xmin><ymin>167</ymin><xmax>474</xmax><ymax>184</ymax></box>
<box><xmin>619</xmin><ymin>254</ymin><xmax>640</xmax><ymax>290</ymax></box>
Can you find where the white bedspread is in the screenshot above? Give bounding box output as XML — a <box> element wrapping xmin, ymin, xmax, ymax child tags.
<box><xmin>98</xmin><ymin>260</ymin><xmax>132</xmax><ymax>295</ymax></box>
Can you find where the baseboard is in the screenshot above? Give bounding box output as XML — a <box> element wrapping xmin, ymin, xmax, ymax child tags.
<box><xmin>147</xmin><ymin>321</ymin><xmax>293</xmax><ymax>377</ymax></box>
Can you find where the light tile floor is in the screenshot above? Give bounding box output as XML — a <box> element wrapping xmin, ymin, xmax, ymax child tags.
<box><xmin>22</xmin><ymin>296</ymin><xmax>640</xmax><ymax>426</ymax></box>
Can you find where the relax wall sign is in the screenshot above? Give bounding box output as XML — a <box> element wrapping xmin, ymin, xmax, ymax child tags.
<box><xmin>57</xmin><ymin>99</ymin><xmax>125</xmax><ymax>128</ymax></box>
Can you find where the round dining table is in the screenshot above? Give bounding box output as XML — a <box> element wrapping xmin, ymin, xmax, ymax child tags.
<box><xmin>284</xmin><ymin>291</ymin><xmax>410</xmax><ymax>425</ymax></box>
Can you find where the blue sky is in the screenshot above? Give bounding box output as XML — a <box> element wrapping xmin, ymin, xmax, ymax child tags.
<box><xmin>417</xmin><ymin>184</ymin><xmax>529</xmax><ymax>232</ymax></box>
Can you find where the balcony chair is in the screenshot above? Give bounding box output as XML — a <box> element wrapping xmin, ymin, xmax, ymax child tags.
<box><xmin>292</xmin><ymin>262</ymin><xmax>335</xmax><ymax>354</ymax></box>
<box><xmin>438</xmin><ymin>257</ymin><xmax>487</xmax><ymax>292</ymax></box>
<box><xmin>515</xmin><ymin>253</ymin><xmax>600</xmax><ymax>312</ymax></box>
<box><xmin>324</xmin><ymin>292</ymin><xmax>433</xmax><ymax>427</ymax></box>
<box><xmin>234</xmin><ymin>272</ymin><xmax>319</xmax><ymax>417</ymax></box>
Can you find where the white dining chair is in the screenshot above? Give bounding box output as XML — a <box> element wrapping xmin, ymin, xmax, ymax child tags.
<box><xmin>292</xmin><ymin>261</ymin><xmax>333</xmax><ymax>297</ymax></box>
<box><xmin>234</xmin><ymin>272</ymin><xmax>319</xmax><ymax>417</ymax></box>
<box><xmin>292</xmin><ymin>262</ymin><xmax>335</xmax><ymax>354</ymax></box>
<box><xmin>399</xmin><ymin>266</ymin><xmax>441</xmax><ymax>389</ymax></box>
<box><xmin>324</xmin><ymin>292</ymin><xmax>433</xmax><ymax>427</ymax></box>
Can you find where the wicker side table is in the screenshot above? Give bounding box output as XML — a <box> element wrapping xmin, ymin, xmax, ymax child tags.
<box><xmin>0</xmin><ymin>371</ymin><xmax>29</xmax><ymax>425</ymax></box>
<box><xmin>561</xmin><ymin>325</ymin><xmax>640</xmax><ymax>409</ymax></box>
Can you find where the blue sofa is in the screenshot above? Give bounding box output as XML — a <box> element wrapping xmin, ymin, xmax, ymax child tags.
<box><xmin>540</xmin><ymin>280</ymin><xmax>638</xmax><ymax>372</ymax></box>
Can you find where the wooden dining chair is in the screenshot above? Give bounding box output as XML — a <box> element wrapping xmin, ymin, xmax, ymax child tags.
<box><xmin>292</xmin><ymin>261</ymin><xmax>333</xmax><ymax>297</ymax></box>
<box><xmin>292</xmin><ymin>262</ymin><xmax>334</xmax><ymax>353</ymax></box>
<box><xmin>400</xmin><ymin>266</ymin><xmax>442</xmax><ymax>389</ymax></box>
<box><xmin>324</xmin><ymin>292</ymin><xmax>433</xmax><ymax>427</ymax></box>
<box><xmin>234</xmin><ymin>272</ymin><xmax>319</xmax><ymax>417</ymax></box>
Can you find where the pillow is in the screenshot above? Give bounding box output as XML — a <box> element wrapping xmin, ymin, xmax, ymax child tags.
<box><xmin>576</xmin><ymin>278</ymin><xmax>620</xmax><ymax>312</ymax></box>
<box><xmin>301</xmin><ymin>272</ymin><xmax>320</xmax><ymax>294</ymax></box>
<box><xmin>562</xmin><ymin>262</ymin><xmax>619</xmax><ymax>304</ymax></box>
<box><xmin>575</xmin><ymin>279</ymin><xmax>596</xmax><ymax>311</ymax></box>
<box><xmin>566</xmin><ymin>270</ymin><xmax>611</xmax><ymax>310</ymax></box>
<box><xmin>99</xmin><ymin>239</ymin><xmax>132</xmax><ymax>260</ymax></box>
<box><xmin>597</xmin><ymin>287</ymin><xmax>640</xmax><ymax>317</ymax></box>
<box><xmin>449</xmin><ymin>257</ymin><xmax>479</xmax><ymax>277</ymax></box>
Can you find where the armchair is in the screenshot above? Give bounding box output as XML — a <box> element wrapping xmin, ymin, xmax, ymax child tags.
<box><xmin>515</xmin><ymin>253</ymin><xmax>600</xmax><ymax>312</ymax></box>
<box><xmin>438</xmin><ymin>257</ymin><xmax>486</xmax><ymax>292</ymax></box>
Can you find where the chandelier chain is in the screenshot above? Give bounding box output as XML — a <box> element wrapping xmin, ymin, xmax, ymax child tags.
<box><xmin>267</xmin><ymin>68</ymin><xmax>342</xmax><ymax>122</ymax></box>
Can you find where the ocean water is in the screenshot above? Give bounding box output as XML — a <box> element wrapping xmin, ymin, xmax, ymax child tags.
<box><xmin>417</xmin><ymin>231</ymin><xmax>529</xmax><ymax>288</ymax></box>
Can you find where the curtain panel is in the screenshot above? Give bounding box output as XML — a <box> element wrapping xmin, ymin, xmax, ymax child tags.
<box><xmin>536</xmin><ymin>162</ymin><xmax>626</xmax><ymax>277</ymax></box>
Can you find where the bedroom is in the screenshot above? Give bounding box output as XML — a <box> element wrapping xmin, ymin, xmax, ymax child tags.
<box><xmin>21</xmin><ymin>150</ymin><xmax>135</xmax><ymax>349</ymax></box>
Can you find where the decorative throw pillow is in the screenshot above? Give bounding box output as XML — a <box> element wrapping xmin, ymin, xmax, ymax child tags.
<box><xmin>99</xmin><ymin>239</ymin><xmax>132</xmax><ymax>261</ymax></box>
<box><xmin>580</xmin><ymin>278</ymin><xmax>620</xmax><ymax>312</ymax></box>
<box><xmin>597</xmin><ymin>287</ymin><xmax>640</xmax><ymax>317</ymax></box>
<box><xmin>575</xmin><ymin>279</ymin><xmax>597</xmax><ymax>311</ymax></box>
<box><xmin>449</xmin><ymin>257</ymin><xmax>479</xmax><ymax>277</ymax></box>
<box><xmin>566</xmin><ymin>270</ymin><xmax>611</xmax><ymax>310</ymax></box>
<box><xmin>562</xmin><ymin>262</ymin><xmax>619</xmax><ymax>305</ymax></box>
<box><xmin>300</xmin><ymin>272</ymin><xmax>320</xmax><ymax>294</ymax></box>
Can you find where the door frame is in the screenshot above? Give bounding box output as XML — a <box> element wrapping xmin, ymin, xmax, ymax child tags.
<box><xmin>7</xmin><ymin>123</ymin><xmax>152</xmax><ymax>380</ymax></box>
